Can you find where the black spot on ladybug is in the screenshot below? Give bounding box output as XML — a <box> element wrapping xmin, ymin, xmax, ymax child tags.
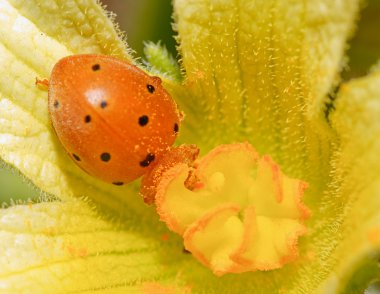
<box><xmin>140</xmin><ymin>153</ymin><xmax>155</xmax><ymax>167</ymax></box>
<box><xmin>92</xmin><ymin>64</ymin><xmax>100</xmax><ymax>71</ymax></box>
<box><xmin>100</xmin><ymin>101</ymin><xmax>107</xmax><ymax>108</ymax></box>
<box><xmin>138</xmin><ymin>115</ymin><xmax>149</xmax><ymax>126</ymax></box>
<box><xmin>72</xmin><ymin>153</ymin><xmax>81</xmax><ymax>161</ymax></box>
<box><xmin>147</xmin><ymin>84</ymin><xmax>155</xmax><ymax>93</ymax></box>
<box><xmin>53</xmin><ymin>100</ymin><xmax>60</xmax><ymax>108</ymax></box>
<box><xmin>174</xmin><ymin>123</ymin><xmax>179</xmax><ymax>133</ymax></box>
<box><xmin>84</xmin><ymin>115</ymin><xmax>91</xmax><ymax>123</ymax></box>
<box><xmin>112</xmin><ymin>181</ymin><xmax>124</xmax><ymax>186</ymax></box>
<box><xmin>100</xmin><ymin>152</ymin><xmax>111</xmax><ymax>162</ymax></box>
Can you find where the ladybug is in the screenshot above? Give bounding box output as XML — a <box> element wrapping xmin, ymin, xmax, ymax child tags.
<box><xmin>43</xmin><ymin>54</ymin><xmax>181</xmax><ymax>186</ymax></box>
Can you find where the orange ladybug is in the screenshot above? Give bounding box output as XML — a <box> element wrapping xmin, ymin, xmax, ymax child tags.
<box><xmin>45</xmin><ymin>54</ymin><xmax>181</xmax><ymax>186</ymax></box>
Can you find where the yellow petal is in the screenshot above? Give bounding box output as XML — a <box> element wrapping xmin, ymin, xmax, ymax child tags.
<box><xmin>169</xmin><ymin>0</ymin><xmax>360</xmax><ymax>189</ymax></box>
<box><xmin>318</xmin><ymin>69</ymin><xmax>380</xmax><ymax>292</ymax></box>
<box><xmin>0</xmin><ymin>199</ymin><xmax>185</xmax><ymax>293</ymax></box>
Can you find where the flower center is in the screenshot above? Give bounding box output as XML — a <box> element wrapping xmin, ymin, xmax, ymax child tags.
<box><xmin>142</xmin><ymin>142</ymin><xmax>310</xmax><ymax>275</ymax></box>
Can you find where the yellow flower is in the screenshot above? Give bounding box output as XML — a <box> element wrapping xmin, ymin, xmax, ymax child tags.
<box><xmin>0</xmin><ymin>0</ymin><xmax>379</xmax><ymax>293</ymax></box>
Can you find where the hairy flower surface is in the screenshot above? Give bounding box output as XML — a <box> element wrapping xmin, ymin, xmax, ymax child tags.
<box><xmin>0</xmin><ymin>0</ymin><xmax>379</xmax><ymax>293</ymax></box>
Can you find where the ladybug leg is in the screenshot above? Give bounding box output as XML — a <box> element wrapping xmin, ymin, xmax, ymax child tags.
<box><xmin>35</xmin><ymin>77</ymin><xmax>49</xmax><ymax>91</ymax></box>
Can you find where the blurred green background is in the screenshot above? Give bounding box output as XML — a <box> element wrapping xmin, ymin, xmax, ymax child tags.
<box><xmin>1</xmin><ymin>0</ymin><xmax>379</xmax><ymax>204</ymax></box>
<box><xmin>104</xmin><ymin>0</ymin><xmax>176</xmax><ymax>58</ymax></box>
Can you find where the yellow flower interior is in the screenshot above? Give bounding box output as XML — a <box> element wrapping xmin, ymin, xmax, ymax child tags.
<box><xmin>156</xmin><ymin>142</ymin><xmax>310</xmax><ymax>275</ymax></box>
